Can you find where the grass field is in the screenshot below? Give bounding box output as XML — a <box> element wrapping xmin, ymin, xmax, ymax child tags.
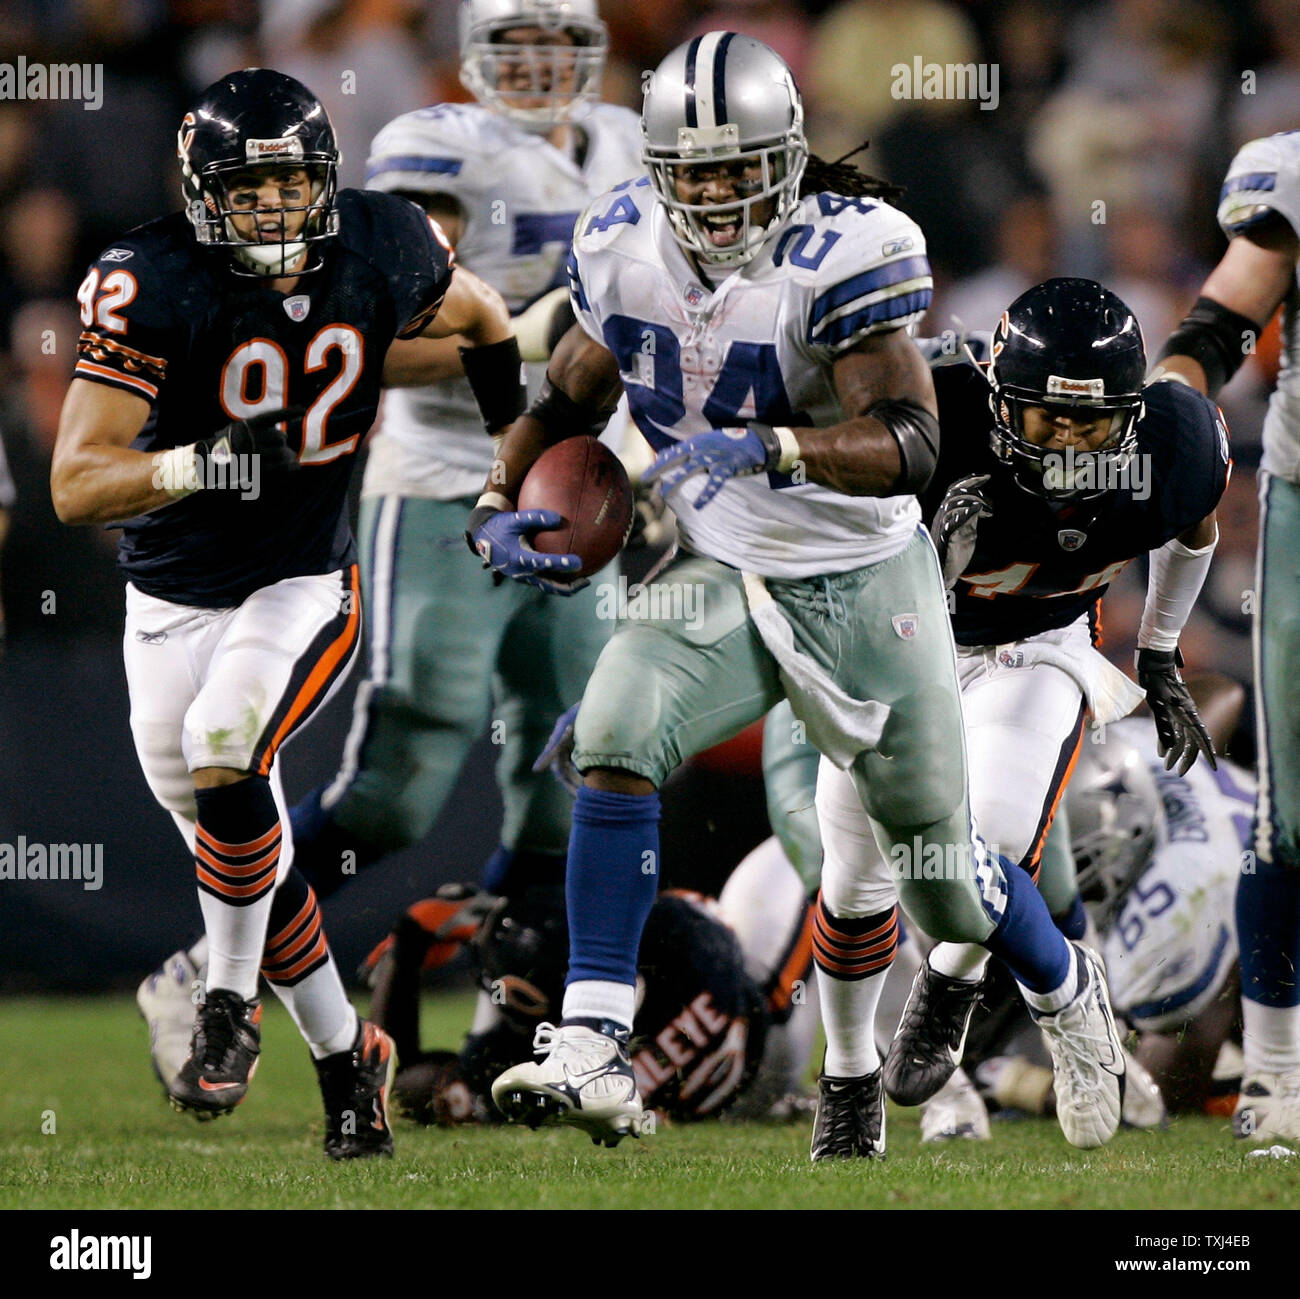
<box><xmin>2</xmin><ymin>993</ymin><xmax>1298</xmax><ymax>1212</ymax></box>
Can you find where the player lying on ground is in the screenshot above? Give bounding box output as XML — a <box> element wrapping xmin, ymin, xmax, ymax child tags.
<box><xmin>52</xmin><ymin>68</ymin><xmax>522</xmax><ymax>1159</ymax></box>
<box><xmin>468</xmin><ymin>32</ymin><xmax>1133</xmax><ymax>1159</ymax></box>
<box><xmin>1152</xmin><ymin>127</ymin><xmax>1300</xmax><ymax>1146</ymax></box>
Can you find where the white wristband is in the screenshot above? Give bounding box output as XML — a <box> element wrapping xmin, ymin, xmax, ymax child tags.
<box><xmin>1137</xmin><ymin>529</ymin><xmax>1217</xmax><ymax>652</ymax></box>
<box><xmin>475</xmin><ymin>491</ymin><xmax>514</xmax><ymax>513</ymax></box>
<box><xmin>772</xmin><ymin>425</ymin><xmax>802</xmax><ymax>474</ymax></box>
<box><xmin>151</xmin><ymin>444</ymin><xmax>201</xmax><ymax>499</ymax></box>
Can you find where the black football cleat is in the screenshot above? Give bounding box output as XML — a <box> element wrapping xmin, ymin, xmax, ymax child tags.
<box><xmin>314</xmin><ymin>1020</ymin><xmax>396</xmax><ymax>1160</ymax></box>
<box><xmin>811</xmin><ymin>1068</ymin><xmax>886</xmax><ymax>1162</ymax></box>
<box><xmin>883</xmin><ymin>961</ymin><xmax>985</xmax><ymax>1106</ymax></box>
<box><xmin>167</xmin><ymin>989</ymin><xmax>262</xmax><ymax>1120</ymax></box>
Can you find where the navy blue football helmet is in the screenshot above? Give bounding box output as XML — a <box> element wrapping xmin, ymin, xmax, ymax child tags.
<box><xmin>178</xmin><ymin>68</ymin><xmax>340</xmax><ymax>277</ymax></box>
<box><xmin>986</xmin><ymin>278</ymin><xmax>1146</xmax><ymax>502</ymax></box>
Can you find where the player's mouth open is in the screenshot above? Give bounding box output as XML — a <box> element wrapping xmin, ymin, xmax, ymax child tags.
<box><xmin>701</xmin><ymin>211</ymin><xmax>741</xmax><ymax>245</ymax></box>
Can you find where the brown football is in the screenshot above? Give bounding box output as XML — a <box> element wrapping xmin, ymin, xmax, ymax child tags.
<box><xmin>516</xmin><ymin>436</ymin><xmax>634</xmax><ymax>579</ymax></box>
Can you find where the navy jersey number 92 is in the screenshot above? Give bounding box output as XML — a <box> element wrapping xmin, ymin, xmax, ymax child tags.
<box><xmin>73</xmin><ymin>189</ymin><xmax>453</xmax><ymax>608</ymax></box>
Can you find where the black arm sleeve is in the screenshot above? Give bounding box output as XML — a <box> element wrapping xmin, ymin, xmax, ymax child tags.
<box><xmin>1156</xmin><ymin>296</ymin><xmax>1263</xmax><ymax>398</ymax></box>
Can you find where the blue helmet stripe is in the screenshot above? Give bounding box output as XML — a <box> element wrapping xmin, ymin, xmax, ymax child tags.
<box><xmin>713</xmin><ymin>31</ymin><xmax>735</xmax><ymax>126</ymax></box>
<box><xmin>684</xmin><ymin>35</ymin><xmax>702</xmax><ymax>128</ymax></box>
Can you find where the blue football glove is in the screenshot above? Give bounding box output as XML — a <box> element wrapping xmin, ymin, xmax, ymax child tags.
<box><xmin>644</xmin><ymin>424</ymin><xmax>783</xmax><ymax>509</ymax></box>
<box><xmin>465</xmin><ymin>506</ymin><xmax>589</xmax><ymax>595</ymax></box>
<box><xmin>531</xmin><ymin>702</ymin><xmax>582</xmax><ymax>794</ymax></box>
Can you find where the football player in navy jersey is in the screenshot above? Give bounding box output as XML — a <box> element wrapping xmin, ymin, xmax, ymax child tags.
<box><xmin>50</xmin><ymin>69</ymin><xmax>524</xmax><ymax>1159</ymax></box>
<box><xmin>875</xmin><ymin>278</ymin><xmax>1229</xmax><ymax>1121</ymax></box>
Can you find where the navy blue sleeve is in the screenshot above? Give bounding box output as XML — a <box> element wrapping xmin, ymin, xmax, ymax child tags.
<box><xmin>340</xmin><ymin>188</ymin><xmax>456</xmax><ymax>340</ymax></box>
<box><xmin>73</xmin><ymin>233</ymin><xmax>178</xmax><ymax>405</ymax></box>
<box><xmin>1141</xmin><ymin>381</ymin><xmax>1231</xmax><ymax>536</ymax></box>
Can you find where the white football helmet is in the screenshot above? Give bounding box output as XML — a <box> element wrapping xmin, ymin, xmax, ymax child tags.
<box><xmin>459</xmin><ymin>0</ymin><xmax>607</xmax><ymax>129</ymax></box>
<box><xmin>642</xmin><ymin>32</ymin><xmax>807</xmax><ymax>268</ymax></box>
<box><xmin>1065</xmin><ymin>734</ymin><xmax>1164</xmax><ymax>922</ymax></box>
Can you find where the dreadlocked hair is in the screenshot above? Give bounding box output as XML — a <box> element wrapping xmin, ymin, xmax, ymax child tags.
<box><xmin>799</xmin><ymin>142</ymin><xmax>903</xmax><ymax>204</ymax></box>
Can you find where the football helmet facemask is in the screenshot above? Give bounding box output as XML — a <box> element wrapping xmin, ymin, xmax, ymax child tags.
<box><xmin>459</xmin><ymin>0</ymin><xmax>607</xmax><ymax>130</ymax></box>
<box><xmin>642</xmin><ymin>32</ymin><xmax>807</xmax><ymax>269</ymax></box>
<box><xmin>1065</xmin><ymin>733</ymin><xmax>1164</xmax><ymax>924</ymax></box>
<box><xmin>179</xmin><ymin>68</ymin><xmax>340</xmax><ymax>278</ymax></box>
<box><xmin>984</xmin><ymin>277</ymin><xmax>1146</xmax><ymax>503</ymax></box>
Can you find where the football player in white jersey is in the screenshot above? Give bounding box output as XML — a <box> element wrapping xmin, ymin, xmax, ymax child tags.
<box><xmin>1153</xmin><ymin>130</ymin><xmax>1300</xmax><ymax>1145</ymax></box>
<box><xmin>470</xmin><ymin>32</ymin><xmax>1128</xmax><ymax>1158</ymax></box>
<box><xmin>282</xmin><ymin>0</ymin><xmax>643</xmax><ymax>909</ymax></box>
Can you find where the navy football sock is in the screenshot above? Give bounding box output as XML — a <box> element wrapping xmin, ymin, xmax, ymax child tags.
<box><xmin>1053</xmin><ymin>893</ymin><xmax>1089</xmax><ymax>941</ymax></box>
<box><xmin>564</xmin><ymin>786</ymin><xmax>661</xmax><ymax>987</ymax></box>
<box><xmin>287</xmin><ymin>785</ymin><xmax>377</xmax><ymax>899</ymax></box>
<box><xmin>984</xmin><ymin>858</ymin><xmax>1072</xmax><ymax>993</ymax></box>
<box><xmin>1238</xmin><ymin>855</ymin><xmax>1300</xmax><ymax>1008</ymax></box>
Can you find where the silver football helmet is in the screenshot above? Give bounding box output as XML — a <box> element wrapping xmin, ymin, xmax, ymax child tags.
<box><xmin>642</xmin><ymin>32</ymin><xmax>807</xmax><ymax>268</ymax></box>
<box><xmin>459</xmin><ymin>0</ymin><xmax>607</xmax><ymax>129</ymax></box>
<box><xmin>1065</xmin><ymin>733</ymin><xmax>1164</xmax><ymax>922</ymax></box>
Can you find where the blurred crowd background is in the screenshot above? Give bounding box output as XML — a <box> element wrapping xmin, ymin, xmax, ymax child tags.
<box><xmin>0</xmin><ymin>0</ymin><xmax>1288</xmax><ymax>985</ymax></box>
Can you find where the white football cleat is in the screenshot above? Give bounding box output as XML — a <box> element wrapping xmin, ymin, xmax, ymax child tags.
<box><xmin>136</xmin><ymin>947</ymin><xmax>205</xmax><ymax>1087</ymax></box>
<box><xmin>491</xmin><ymin>1021</ymin><xmax>645</xmax><ymax>1147</ymax></box>
<box><xmin>920</xmin><ymin>1067</ymin><xmax>990</xmax><ymax>1143</ymax></box>
<box><xmin>1233</xmin><ymin>1070</ymin><xmax>1300</xmax><ymax>1145</ymax></box>
<box><xmin>1119</xmin><ymin>1046</ymin><xmax>1167</xmax><ymax>1130</ymax></box>
<box><xmin>1034</xmin><ymin>944</ymin><xmax>1125</xmax><ymax>1149</ymax></box>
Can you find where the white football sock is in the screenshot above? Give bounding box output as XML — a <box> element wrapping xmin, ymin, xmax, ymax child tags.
<box><xmin>929</xmin><ymin>941</ymin><xmax>991</xmax><ymax>982</ymax></box>
<box><xmin>562</xmin><ymin>979</ymin><xmax>636</xmax><ymax>1031</ymax></box>
<box><xmin>267</xmin><ymin>958</ymin><xmax>358</xmax><ymax>1059</ymax></box>
<box><xmin>818</xmin><ymin>965</ymin><xmax>889</xmax><ymax>1077</ymax></box>
<box><xmin>1242</xmin><ymin>1001</ymin><xmax>1300</xmax><ymax>1076</ymax></box>
<box><xmin>1019</xmin><ymin>945</ymin><xmax>1082</xmax><ymax>1016</ymax></box>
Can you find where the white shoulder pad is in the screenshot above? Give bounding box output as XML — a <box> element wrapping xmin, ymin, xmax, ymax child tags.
<box><xmin>365</xmin><ymin>103</ymin><xmax>493</xmax><ymax>195</ymax></box>
<box><xmin>566</xmin><ymin>178</ymin><xmax>656</xmax><ymax>343</ymax></box>
<box><xmin>794</xmin><ymin>195</ymin><xmax>933</xmax><ymax>354</ymax></box>
<box><xmin>583</xmin><ymin>101</ymin><xmax>643</xmax><ymax>148</ymax></box>
<box><xmin>572</xmin><ymin>176</ymin><xmax>657</xmax><ymax>253</ymax></box>
<box><xmin>1218</xmin><ymin>132</ymin><xmax>1300</xmax><ymax>240</ymax></box>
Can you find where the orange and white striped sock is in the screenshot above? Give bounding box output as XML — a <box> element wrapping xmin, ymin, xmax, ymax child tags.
<box><xmin>261</xmin><ymin>867</ymin><xmax>356</xmax><ymax>1058</ymax></box>
<box><xmin>194</xmin><ymin>776</ymin><xmax>281</xmax><ymax>1000</ymax></box>
<box><xmin>813</xmin><ymin>895</ymin><xmax>900</xmax><ymax>1078</ymax></box>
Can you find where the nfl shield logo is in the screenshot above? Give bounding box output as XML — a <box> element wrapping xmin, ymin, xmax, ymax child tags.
<box><xmin>685</xmin><ymin>284</ymin><xmax>705</xmax><ymax>307</ymax></box>
<box><xmin>283</xmin><ymin>295</ymin><xmax>310</xmax><ymax>322</ymax></box>
<box><xmin>891</xmin><ymin>613</ymin><xmax>919</xmax><ymax>640</ymax></box>
<box><xmin>1057</xmin><ymin>529</ymin><xmax>1087</xmax><ymax>551</ymax></box>
<box><xmin>997</xmin><ymin>649</ymin><xmax>1024</xmax><ymax>668</ymax></box>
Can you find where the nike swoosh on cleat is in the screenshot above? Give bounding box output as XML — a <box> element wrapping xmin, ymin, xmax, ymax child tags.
<box><xmin>562</xmin><ymin>1063</ymin><xmax>622</xmax><ymax>1088</ymax></box>
<box><xmin>197</xmin><ymin>1078</ymin><xmax>242</xmax><ymax>1092</ymax></box>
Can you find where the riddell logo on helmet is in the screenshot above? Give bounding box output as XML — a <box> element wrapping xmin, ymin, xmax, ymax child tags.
<box><xmin>1047</xmin><ymin>375</ymin><xmax>1106</xmax><ymax>398</ymax></box>
<box><xmin>245</xmin><ymin>137</ymin><xmax>305</xmax><ymax>161</ymax></box>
